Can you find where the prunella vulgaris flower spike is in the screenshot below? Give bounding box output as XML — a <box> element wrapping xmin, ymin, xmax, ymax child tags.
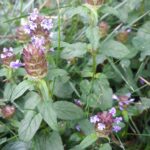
<box><xmin>23</xmin><ymin>44</ymin><xmax>48</xmax><ymax>78</ymax></box>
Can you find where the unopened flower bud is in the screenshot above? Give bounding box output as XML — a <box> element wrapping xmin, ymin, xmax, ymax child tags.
<box><xmin>1</xmin><ymin>105</ymin><xmax>16</xmax><ymax>119</ymax></box>
<box><xmin>99</xmin><ymin>21</ymin><xmax>109</xmax><ymax>37</ymax></box>
<box><xmin>23</xmin><ymin>44</ymin><xmax>48</xmax><ymax>78</ymax></box>
<box><xmin>116</xmin><ymin>30</ymin><xmax>130</xmax><ymax>43</ymax></box>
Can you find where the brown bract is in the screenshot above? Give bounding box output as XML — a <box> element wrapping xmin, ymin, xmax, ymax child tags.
<box><xmin>23</xmin><ymin>44</ymin><xmax>48</xmax><ymax>78</ymax></box>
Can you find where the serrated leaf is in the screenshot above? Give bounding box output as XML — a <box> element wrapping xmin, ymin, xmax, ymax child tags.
<box><xmin>19</xmin><ymin>111</ymin><xmax>42</xmax><ymax>142</ymax></box>
<box><xmin>38</xmin><ymin>101</ymin><xmax>58</xmax><ymax>130</ymax></box>
<box><xmin>54</xmin><ymin>101</ymin><xmax>84</xmax><ymax>120</ymax></box>
<box><xmin>11</xmin><ymin>80</ymin><xmax>33</xmax><ymax>102</ymax></box>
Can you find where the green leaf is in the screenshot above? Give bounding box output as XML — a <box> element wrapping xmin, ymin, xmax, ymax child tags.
<box><xmin>99</xmin><ymin>143</ymin><xmax>112</xmax><ymax>150</ymax></box>
<box><xmin>19</xmin><ymin>111</ymin><xmax>42</xmax><ymax>142</ymax></box>
<box><xmin>64</xmin><ymin>6</ymin><xmax>89</xmax><ymax>24</ymax></box>
<box><xmin>11</xmin><ymin>80</ymin><xmax>33</xmax><ymax>102</ymax></box>
<box><xmin>53</xmin><ymin>76</ymin><xmax>73</xmax><ymax>98</ymax></box>
<box><xmin>0</xmin><ymin>68</ymin><xmax>7</xmax><ymax>77</ymax></box>
<box><xmin>86</xmin><ymin>26</ymin><xmax>100</xmax><ymax>50</ymax></box>
<box><xmin>34</xmin><ymin>131</ymin><xmax>64</xmax><ymax>150</ymax></box>
<box><xmin>38</xmin><ymin>79</ymin><xmax>50</xmax><ymax>101</ymax></box>
<box><xmin>78</xmin><ymin>119</ymin><xmax>95</xmax><ymax>135</ymax></box>
<box><xmin>47</xmin><ymin>68</ymin><xmax>68</xmax><ymax>81</ymax></box>
<box><xmin>2</xmin><ymin>141</ymin><xmax>31</xmax><ymax>150</ymax></box>
<box><xmin>4</xmin><ymin>83</ymin><xmax>16</xmax><ymax>101</ymax></box>
<box><xmin>38</xmin><ymin>101</ymin><xmax>58</xmax><ymax>130</ymax></box>
<box><xmin>54</xmin><ymin>101</ymin><xmax>84</xmax><ymax>120</ymax></box>
<box><xmin>61</xmin><ymin>43</ymin><xmax>87</xmax><ymax>59</ymax></box>
<box><xmin>132</xmin><ymin>21</ymin><xmax>150</xmax><ymax>61</ymax></box>
<box><xmin>101</xmin><ymin>40</ymin><xmax>130</xmax><ymax>59</ymax></box>
<box><xmin>24</xmin><ymin>92</ymin><xmax>41</xmax><ymax>110</ymax></box>
<box><xmin>71</xmin><ymin>133</ymin><xmax>98</xmax><ymax>150</ymax></box>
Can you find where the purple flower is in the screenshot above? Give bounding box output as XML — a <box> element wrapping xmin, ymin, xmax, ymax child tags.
<box><xmin>29</xmin><ymin>21</ymin><xmax>37</xmax><ymax>31</ymax></box>
<box><xmin>114</xmin><ymin>117</ymin><xmax>122</xmax><ymax>124</ymax></box>
<box><xmin>97</xmin><ymin>123</ymin><xmax>106</xmax><ymax>131</ymax></box>
<box><xmin>113</xmin><ymin>126</ymin><xmax>121</xmax><ymax>133</ymax></box>
<box><xmin>23</xmin><ymin>25</ymin><xmax>31</xmax><ymax>34</ymax></box>
<box><xmin>109</xmin><ymin>107</ymin><xmax>116</xmax><ymax>116</ymax></box>
<box><xmin>31</xmin><ymin>36</ymin><xmax>45</xmax><ymax>48</ymax></box>
<box><xmin>74</xmin><ymin>99</ymin><xmax>82</xmax><ymax>106</ymax></box>
<box><xmin>10</xmin><ymin>60</ymin><xmax>24</xmax><ymax>69</ymax></box>
<box><xmin>1</xmin><ymin>47</ymin><xmax>14</xmax><ymax>59</ymax></box>
<box><xmin>90</xmin><ymin>115</ymin><xmax>100</xmax><ymax>124</ymax></box>
<box><xmin>29</xmin><ymin>8</ymin><xmax>39</xmax><ymax>21</ymax></box>
<box><xmin>41</xmin><ymin>18</ymin><xmax>53</xmax><ymax>30</ymax></box>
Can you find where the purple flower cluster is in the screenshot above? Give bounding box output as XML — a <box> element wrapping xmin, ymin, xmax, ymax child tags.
<box><xmin>0</xmin><ymin>47</ymin><xmax>13</xmax><ymax>59</ymax></box>
<box><xmin>90</xmin><ymin>107</ymin><xmax>123</xmax><ymax>135</ymax></box>
<box><xmin>1</xmin><ymin>47</ymin><xmax>23</xmax><ymax>69</ymax></box>
<box><xmin>112</xmin><ymin>93</ymin><xmax>134</xmax><ymax>110</ymax></box>
<box><xmin>22</xmin><ymin>8</ymin><xmax>53</xmax><ymax>50</ymax></box>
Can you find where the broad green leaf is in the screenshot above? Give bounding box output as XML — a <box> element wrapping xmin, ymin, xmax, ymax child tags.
<box><xmin>2</xmin><ymin>141</ymin><xmax>31</xmax><ymax>150</ymax></box>
<box><xmin>132</xmin><ymin>21</ymin><xmax>150</xmax><ymax>61</ymax></box>
<box><xmin>53</xmin><ymin>76</ymin><xmax>73</xmax><ymax>98</ymax></box>
<box><xmin>24</xmin><ymin>92</ymin><xmax>41</xmax><ymax>110</ymax></box>
<box><xmin>11</xmin><ymin>80</ymin><xmax>33</xmax><ymax>102</ymax></box>
<box><xmin>86</xmin><ymin>26</ymin><xmax>100</xmax><ymax>50</ymax></box>
<box><xmin>99</xmin><ymin>143</ymin><xmax>112</xmax><ymax>150</ymax></box>
<box><xmin>4</xmin><ymin>83</ymin><xmax>16</xmax><ymax>101</ymax></box>
<box><xmin>64</xmin><ymin>6</ymin><xmax>90</xmax><ymax>24</ymax></box>
<box><xmin>71</xmin><ymin>133</ymin><xmax>98</xmax><ymax>150</ymax></box>
<box><xmin>54</xmin><ymin>101</ymin><xmax>84</xmax><ymax>120</ymax></box>
<box><xmin>0</xmin><ymin>68</ymin><xmax>7</xmax><ymax>77</ymax></box>
<box><xmin>38</xmin><ymin>101</ymin><xmax>58</xmax><ymax>130</ymax></box>
<box><xmin>78</xmin><ymin>119</ymin><xmax>95</xmax><ymax>135</ymax></box>
<box><xmin>19</xmin><ymin>111</ymin><xmax>42</xmax><ymax>142</ymax></box>
<box><xmin>34</xmin><ymin>131</ymin><xmax>64</xmax><ymax>150</ymax></box>
<box><xmin>61</xmin><ymin>43</ymin><xmax>87</xmax><ymax>59</ymax></box>
<box><xmin>47</xmin><ymin>68</ymin><xmax>68</xmax><ymax>81</ymax></box>
<box><xmin>101</xmin><ymin>40</ymin><xmax>130</xmax><ymax>59</ymax></box>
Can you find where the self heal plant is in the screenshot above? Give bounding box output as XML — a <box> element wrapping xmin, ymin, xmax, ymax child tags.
<box><xmin>90</xmin><ymin>107</ymin><xmax>123</xmax><ymax>137</ymax></box>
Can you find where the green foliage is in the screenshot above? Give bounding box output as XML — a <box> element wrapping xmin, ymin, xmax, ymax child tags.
<box><xmin>0</xmin><ymin>0</ymin><xmax>150</xmax><ymax>149</ymax></box>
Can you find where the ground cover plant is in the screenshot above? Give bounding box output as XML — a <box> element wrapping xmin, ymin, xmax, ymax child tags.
<box><xmin>0</xmin><ymin>0</ymin><xmax>150</xmax><ymax>149</ymax></box>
